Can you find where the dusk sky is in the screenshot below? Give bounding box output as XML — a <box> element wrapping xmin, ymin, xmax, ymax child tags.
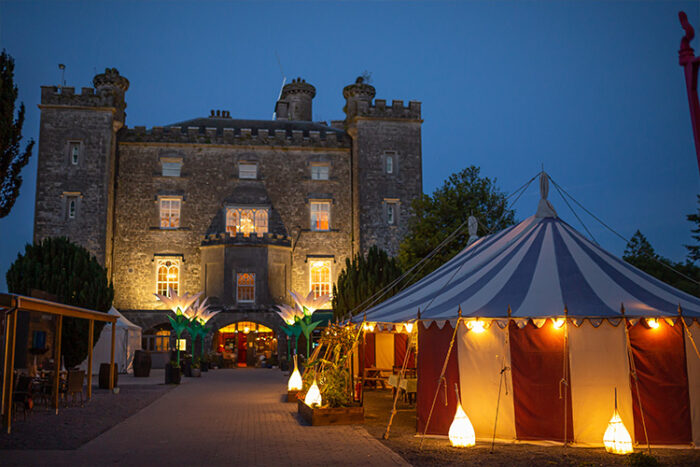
<box><xmin>1</xmin><ymin>0</ymin><xmax>699</xmax><ymax>292</ymax></box>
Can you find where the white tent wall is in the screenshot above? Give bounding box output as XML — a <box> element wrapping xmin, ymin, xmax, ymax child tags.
<box><xmin>685</xmin><ymin>320</ymin><xmax>700</xmax><ymax>447</ymax></box>
<box><xmin>79</xmin><ymin>308</ymin><xmax>142</xmax><ymax>375</ymax></box>
<box><xmin>568</xmin><ymin>321</ymin><xmax>634</xmax><ymax>446</ymax></box>
<box><xmin>375</xmin><ymin>333</ymin><xmax>394</xmax><ymax>370</ymax></box>
<box><xmin>457</xmin><ymin>322</ymin><xmax>516</xmax><ymax>442</ymax></box>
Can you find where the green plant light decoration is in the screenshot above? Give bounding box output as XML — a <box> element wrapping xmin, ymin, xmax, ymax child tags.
<box><xmin>154</xmin><ymin>287</ymin><xmax>202</xmax><ymax>366</ymax></box>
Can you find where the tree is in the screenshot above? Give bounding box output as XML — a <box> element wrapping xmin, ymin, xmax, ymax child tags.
<box><xmin>6</xmin><ymin>237</ymin><xmax>114</xmax><ymax>368</ymax></box>
<box><xmin>332</xmin><ymin>245</ymin><xmax>403</xmax><ymax>320</ymax></box>
<box><xmin>0</xmin><ymin>49</ymin><xmax>34</xmax><ymax>218</ymax></box>
<box><xmin>623</xmin><ymin>230</ymin><xmax>700</xmax><ymax>298</ymax></box>
<box><xmin>685</xmin><ymin>195</ymin><xmax>700</xmax><ymax>263</ymax></box>
<box><xmin>398</xmin><ymin>165</ymin><xmax>516</xmax><ymax>282</ymax></box>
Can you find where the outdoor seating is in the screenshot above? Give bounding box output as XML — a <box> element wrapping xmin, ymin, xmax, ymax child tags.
<box><xmin>63</xmin><ymin>370</ymin><xmax>85</xmax><ymax>407</ymax></box>
<box><xmin>12</xmin><ymin>375</ymin><xmax>33</xmax><ymax>420</ymax></box>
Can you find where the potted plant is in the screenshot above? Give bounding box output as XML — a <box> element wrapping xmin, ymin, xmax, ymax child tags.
<box><xmin>165</xmin><ymin>360</ymin><xmax>181</xmax><ymax>385</ymax></box>
<box><xmin>297</xmin><ymin>323</ymin><xmax>364</xmax><ymax>426</ymax></box>
<box><xmin>191</xmin><ymin>359</ymin><xmax>202</xmax><ymax>377</ymax></box>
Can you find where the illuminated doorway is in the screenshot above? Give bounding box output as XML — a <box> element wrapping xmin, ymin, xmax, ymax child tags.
<box><xmin>216</xmin><ymin>321</ymin><xmax>277</xmax><ymax>367</ymax></box>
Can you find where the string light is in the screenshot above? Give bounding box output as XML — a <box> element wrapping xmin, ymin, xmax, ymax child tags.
<box><xmin>553</xmin><ymin>318</ymin><xmax>565</xmax><ymax>329</ymax></box>
<box><xmin>466</xmin><ymin>320</ymin><xmax>485</xmax><ymax>333</ymax></box>
<box><xmin>646</xmin><ymin>318</ymin><xmax>660</xmax><ymax>329</ymax></box>
<box><xmin>404</xmin><ymin>322</ymin><xmax>414</xmax><ymax>333</ymax></box>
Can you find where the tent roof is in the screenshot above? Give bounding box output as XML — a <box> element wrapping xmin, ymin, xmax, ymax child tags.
<box><xmin>355</xmin><ymin>178</ymin><xmax>700</xmax><ymax>322</ymax></box>
<box><xmin>109</xmin><ymin>306</ymin><xmax>142</xmax><ymax>330</ymax></box>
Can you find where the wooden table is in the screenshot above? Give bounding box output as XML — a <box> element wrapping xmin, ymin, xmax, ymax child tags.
<box><xmin>363</xmin><ymin>367</ymin><xmax>391</xmax><ymax>389</ymax></box>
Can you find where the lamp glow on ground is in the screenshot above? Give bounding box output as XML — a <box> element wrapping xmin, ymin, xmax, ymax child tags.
<box><xmin>305</xmin><ymin>378</ymin><xmax>322</xmax><ymax>407</ymax></box>
<box><xmin>288</xmin><ymin>356</ymin><xmax>303</xmax><ymax>392</ymax></box>
<box><xmin>448</xmin><ymin>384</ymin><xmax>476</xmax><ymax>448</ymax></box>
<box><xmin>603</xmin><ymin>389</ymin><xmax>633</xmax><ymax>455</ymax></box>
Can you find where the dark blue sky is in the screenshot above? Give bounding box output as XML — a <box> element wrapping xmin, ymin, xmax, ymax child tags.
<box><xmin>1</xmin><ymin>1</ymin><xmax>699</xmax><ymax>292</ymax></box>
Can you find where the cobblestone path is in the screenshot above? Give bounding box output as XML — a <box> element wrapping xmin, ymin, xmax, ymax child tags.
<box><xmin>3</xmin><ymin>368</ymin><xmax>409</xmax><ymax>466</ymax></box>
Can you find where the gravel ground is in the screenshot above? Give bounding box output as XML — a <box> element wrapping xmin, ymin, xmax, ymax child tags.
<box><xmin>362</xmin><ymin>389</ymin><xmax>700</xmax><ymax>467</ymax></box>
<box><xmin>0</xmin><ymin>384</ymin><xmax>173</xmax><ymax>450</ymax></box>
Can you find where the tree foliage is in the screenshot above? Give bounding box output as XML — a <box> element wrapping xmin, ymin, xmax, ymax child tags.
<box><xmin>623</xmin><ymin>230</ymin><xmax>699</xmax><ymax>298</ymax></box>
<box><xmin>6</xmin><ymin>237</ymin><xmax>114</xmax><ymax>368</ymax></box>
<box><xmin>0</xmin><ymin>49</ymin><xmax>34</xmax><ymax>218</ymax></box>
<box><xmin>398</xmin><ymin>165</ymin><xmax>515</xmax><ymax>281</ymax></box>
<box><xmin>685</xmin><ymin>195</ymin><xmax>700</xmax><ymax>263</ymax></box>
<box><xmin>332</xmin><ymin>245</ymin><xmax>403</xmax><ymax>320</ymax></box>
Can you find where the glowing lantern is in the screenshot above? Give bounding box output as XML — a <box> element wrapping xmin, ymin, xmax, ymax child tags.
<box><xmin>243</xmin><ymin>326</ymin><xmax>250</xmax><ymax>334</ymax></box>
<box><xmin>603</xmin><ymin>389</ymin><xmax>633</xmax><ymax>454</ymax></box>
<box><xmin>466</xmin><ymin>320</ymin><xmax>485</xmax><ymax>333</ymax></box>
<box><xmin>305</xmin><ymin>378</ymin><xmax>322</xmax><ymax>407</ymax></box>
<box><xmin>448</xmin><ymin>384</ymin><xmax>476</xmax><ymax>447</ymax></box>
<box><xmin>363</xmin><ymin>322</ymin><xmax>376</xmax><ymax>332</ymax></box>
<box><xmin>404</xmin><ymin>322</ymin><xmax>414</xmax><ymax>334</ymax></box>
<box><xmin>288</xmin><ymin>356</ymin><xmax>303</xmax><ymax>392</ymax></box>
<box><xmin>176</xmin><ymin>339</ymin><xmax>187</xmax><ymax>351</ymax></box>
<box><xmin>646</xmin><ymin>318</ymin><xmax>660</xmax><ymax>329</ymax></box>
<box><xmin>553</xmin><ymin>318</ymin><xmax>565</xmax><ymax>329</ymax></box>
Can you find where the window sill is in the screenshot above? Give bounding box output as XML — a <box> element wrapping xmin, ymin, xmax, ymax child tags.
<box><xmin>150</xmin><ymin>226</ymin><xmax>192</xmax><ymax>231</ymax></box>
<box><xmin>304</xmin><ymin>228</ymin><xmax>340</xmax><ymax>233</ymax></box>
<box><xmin>152</xmin><ymin>174</ymin><xmax>189</xmax><ymax>180</ymax></box>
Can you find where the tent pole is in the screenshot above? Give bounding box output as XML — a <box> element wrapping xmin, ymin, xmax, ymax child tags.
<box><xmin>679</xmin><ymin>306</ymin><xmax>700</xmax><ymax>361</ymax></box>
<box><xmin>419</xmin><ymin>317</ymin><xmax>461</xmax><ymax>450</ymax></box>
<box><xmin>384</xmin><ymin>320</ymin><xmax>416</xmax><ymax>439</ymax></box>
<box><xmin>1</xmin><ymin>306</ymin><xmax>16</xmax><ymax>421</ymax></box>
<box><xmin>87</xmin><ymin>319</ymin><xmax>94</xmax><ymax>400</ymax></box>
<box><xmin>622</xmin><ymin>307</ymin><xmax>651</xmax><ymax>454</ymax></box>
<box><xmin>54</xmin><ymin>315</ymin><xmax>62</xmax><ymax>414</ymax></box>
<box><xmin>561</xmin><ymin>310</ymin><xmax>570</xmax><ymax>447</ymax></box>
<box><xmin>490</xmin><ymin>320</ymin><xmax>509</xmax><ymax>453</ymax></box>
<box><xmin>2</xmin><ymin>307</ymin><xmax>17</xmax><ymax>433</ymax></box>
<box><xmin>109</xmin><ymin>320</ymin><xmax>116</xmax><ymax>390</ymax></box>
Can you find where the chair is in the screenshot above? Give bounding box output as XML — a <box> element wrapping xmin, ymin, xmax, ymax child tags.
<box><xmin>12</xmin><ymin>375</ymin><xmax>33</xmax><ymax>420</ymax></box>
<box><xmin>63</xmin><ymin>370</ymin><xmax>85</xmax><ymax>407</ymax></box>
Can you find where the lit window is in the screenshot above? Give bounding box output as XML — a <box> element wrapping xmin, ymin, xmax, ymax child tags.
<box><xmin>310</xmin><ymin>201</ymin><xmax>330</xmax><ymax>231</ymax></box>
<box><xmin>226</xmin><ymin>208</ymin><xmax>269</xmax><ymax>236</ymax></box>
<box><xmin>160</xmin><ymin>198</ymin><xmax>181</xmax><ymax>229</ymax></box>
<box><xmin>162</xmin><ymin>161</ymin><xmax>182</xmax><ymax>177</ymax></box>
<box><xmin>310</xmin><ymin>260</ymin><xmax>332</xmax><ymax>299</ymax></box>
<box><xmin>237</xmin><ymin>273</ymin><xmax>255</xmax><ymax>303</ymax></box>
<box><xmin>69</xmin><ymin>142</ymin><xmax>80</xmax><ymax>165</ymax></box>
<box><xmin>154</xmin><ymin>329</ymin><xmax>171</xmax><ymax>351</ymax></box>
<box><xmin>67</xmin><ymin>197</ymin><xmax>77</xmax><ymax>219</ymax></box>
<box><xmin>311</xmin><ymin>165</ymin><xmax>329</xmax><ymax>180</ymax></box>
<box><xmin>239</xmin><ymin>163</ymin><xmax>257</xmax><ymax>179</ymax></box>
<box><xmin>156</xmin><ymin>259</ymin><xmax>180</xmax><ymax>296</ymax></box>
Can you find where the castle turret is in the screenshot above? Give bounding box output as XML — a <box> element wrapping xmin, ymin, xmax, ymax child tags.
<box><xmin>34</xmin><ymin>68</ymin><xmax>129</xmax><ymax>273</ymax></box>
<box><xmin>344</xmin><ymin>77</ymin><xmax>423</xmax><ymax>256</ymax></box>
<box><xmin>275</xmin><ymin>77</ymin><xmax>315</xmax><ymax>121</ymax></box>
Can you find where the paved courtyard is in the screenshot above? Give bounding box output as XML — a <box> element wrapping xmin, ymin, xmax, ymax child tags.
<box><xmin>2</xmin><ymin>369</ymin><xmax>408</xmax><ymax>466</ymax></box>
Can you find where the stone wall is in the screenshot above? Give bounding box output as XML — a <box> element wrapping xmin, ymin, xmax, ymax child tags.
<box><xmin>111</xmin><ymin>142</ymin><xmax>353</xmax><ymax>312</ymax></box>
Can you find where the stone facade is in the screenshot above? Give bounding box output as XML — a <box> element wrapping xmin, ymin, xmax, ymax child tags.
<box><xmin>33</xmin><ymin>70</ymin><xmax>422</xmax><ymax>355</ymax></box>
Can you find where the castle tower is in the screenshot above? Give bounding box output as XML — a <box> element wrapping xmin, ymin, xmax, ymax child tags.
<box><xmin>275</xmin><ymin>77</ymin><xmax>316</xmax><ymax>121</ymax></box>
<box><xmin>34</xmin><ymin>68</ymin><xmax>129</xmax><ymax>273</ymax></box>
<box><xmin>344</xmin><ymin>77</ymin><xmax>423</xmax><ymax>257</ymax></box>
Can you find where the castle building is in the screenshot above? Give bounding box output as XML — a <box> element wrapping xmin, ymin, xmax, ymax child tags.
<box><xmin>34</xmin><ymin>69</ymin><xmax>422</xmax><ymax>366</ymax></box>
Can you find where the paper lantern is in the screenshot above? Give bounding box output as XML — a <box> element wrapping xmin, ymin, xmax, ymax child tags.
<box><xmin>603</xmin><ymin>409</ymin><xmax>633</xmax><ymax>454</ymax></box>
<box><xmin>305</xmin><ymin>378</ymin><xmax>322</xmax><ymax>407</ymax></box>
<box><xmin>288</xmin><ymin>357</ymin><xmax>303</xmax><ymax>391</ymax></box>
<box><xmin>448</xmin><ymin>385</ymin><xmax>476</xmax><ymax>447</ymax></box>
<box><xmin>603</xmin><ymin>389</ymin><xmax>633</xmax><ymax>455</ymax></box>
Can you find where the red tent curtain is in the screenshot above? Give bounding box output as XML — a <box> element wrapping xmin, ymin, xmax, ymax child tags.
<box><xmin>509</xmin><ymin>320</ymin><xmax>573</xmax><ymax>442</ymax></box>
<box><xmin>628</xmin><ymin>319</ymin><xmax>692</xmax><ymax>445</ymax></box>
<box><xmin>417</xmin><ymin>321</ymin><xmax>460</xmax><ymax>436</ymax></box>
<box><xmin>394</xmin><ymin>333</ymin><xmax>416</xmax><ymax>369</ymax></box>
<box><xmin>364</xmin><ymin>332</ymin><xmax>376</xmax><ymax>368</ymax></box>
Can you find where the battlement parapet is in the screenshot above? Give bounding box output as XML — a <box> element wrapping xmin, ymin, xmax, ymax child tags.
<box><xmin>119</xmin><ymin>124</ymin><xmax>351</xmax><ymax>149</ymax></box>
<box><xmin>201</xmin><ymin>231</ymin><xmax>292</xmax><ymax>248</ymax></box>
<box><xmin>40</xmin><ymin>85</ymin><xmax>119</xmax><ymax>108</ymax></box>
<box><xmin>354</xmin><ymin>99</ymin><xmax>421</xmax><ymax>120</ymax></box>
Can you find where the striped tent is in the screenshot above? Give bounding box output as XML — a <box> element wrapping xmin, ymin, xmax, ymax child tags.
<box><xmin>353</xmin><ymin>174</ymin><xmax>700</xmax><ymax>448</ymax></box>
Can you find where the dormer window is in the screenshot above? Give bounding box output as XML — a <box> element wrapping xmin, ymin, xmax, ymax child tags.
<box><xmin>226</xmin><ymin>207</ymin><xmax>268</xmax><ymax>236</ymax></box>
<box><xmin>239</xmin><ymin>163</ymin><xmax>257</xmax><ymax>179</ymax></box>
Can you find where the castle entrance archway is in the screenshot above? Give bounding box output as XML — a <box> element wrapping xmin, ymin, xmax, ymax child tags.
<box><xmin>215</xmin><ymin>321</ymin><xmax>277</xmax><ymax>367</ymax></box>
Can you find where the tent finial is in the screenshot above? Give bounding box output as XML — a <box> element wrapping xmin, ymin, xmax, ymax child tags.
<box><xmin>620</xmin><ymin>303</ymin><xmax>625</xmax><ymax>316</ymax></box>
<box><xmin>507</xmin><ymin>305</ymin><xmax>512</xmax><ymax>318</ymax></box>
<box><xmin>458</xmin><ymin>306</ymin><xmax>462</xmax><ymax>318</ymax></box>
<box><xmin>535</xmin><ymin>171</ymin><xmax>558</xmax><ymax>219</ymax></box>
<box><xmin>417</xmin><ymin>308</ymin><xmax>421</xmax><ymax>320</ymax></box>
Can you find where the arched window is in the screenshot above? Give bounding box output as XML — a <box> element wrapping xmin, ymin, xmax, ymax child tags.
<box><xmin>237</xmin><ymin>273</ymin><xmax>256</xmax><ymax>302</ymax></box>
<box><xmin>255</xmin><ymin>210</ymin><xmax>268</xmax><ymax>236</ymax></box>
<box><xmin>226</xmin><ymin>208</ymin><xmax>239</xmax><ymax>235</ymax></box>
<box><xmin>156</xmin><ymin>259</ymin><xmax>179</xmax><ymax>295</ymax></box>
<box><xmin>310</xmin><ymin>260</ymin><xmax>331</xmax><ymax>298</ymax></box>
